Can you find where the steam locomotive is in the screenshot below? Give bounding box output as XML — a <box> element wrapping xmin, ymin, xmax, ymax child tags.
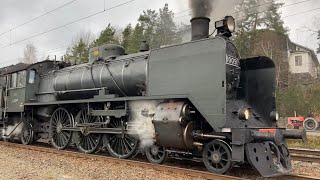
<box><xmin>0</xmin><ymin>16</ymin><xmax>305</xmax><ymax>177</ymax></box>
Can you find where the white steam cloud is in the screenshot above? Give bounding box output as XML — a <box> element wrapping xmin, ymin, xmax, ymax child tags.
<box><xmin>128</xmin><ymin>100</ymin><xmax>160</xmax><ymax>149</ymax></box>
<box><xmin>2</xmin><ymin>121</ymin><xmax>25</xmax><ymax>139</ymax></box>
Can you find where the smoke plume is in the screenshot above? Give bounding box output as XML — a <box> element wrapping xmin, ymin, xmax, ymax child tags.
<box><xmin>188</xmin><ymin>0</ymin><xmax>214</xmax><ymax>17</ymax></box>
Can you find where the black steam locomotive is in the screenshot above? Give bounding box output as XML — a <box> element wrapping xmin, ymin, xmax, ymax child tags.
<box><xmin>0</xmin><ymin>16</ymin><xmax>305</xmax><ymax>177</ymax></box>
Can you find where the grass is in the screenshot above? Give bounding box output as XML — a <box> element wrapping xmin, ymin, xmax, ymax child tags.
<box><xmin>287</xmin><ymin>135</ymin><xmax>320</xmax><ymax>149</ymax></box>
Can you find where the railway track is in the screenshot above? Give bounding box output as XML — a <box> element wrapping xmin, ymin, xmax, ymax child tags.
<box><xmin>0</xmin><ymin>141</ymin><xmax>243</xmax><ymax>180</ymax></box>
<box><xmin>289</xmin><ymin>148</ymin><xmax>320</xmax><ymax>163</ymax></box>
<box><xmin>0</xmin><ymin>141</ymin><xmax>319</xmax><ymax>180</ymax></box>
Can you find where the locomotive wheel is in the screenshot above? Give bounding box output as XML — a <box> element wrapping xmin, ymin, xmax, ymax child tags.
<box><xmin>20</xmin><ymin>123</ymin><xmax>34</xmax><ymax>145</ymax></box>
<box><xmin>105</xmin><ymin>119</ymin><xmax>138</xmax><ymax>159</ymax></box>
<box><xmin>202</xmin><ymin>140</ymin><xmax>233</xmax><ymax>174</ymax></box>
<box><xmin>303</xmin><ymin>118</ymin><xmax>319</xmax><ymax>130</ymax></box>
<box><xmin>49</xmin><ymin>107</ymin><xmax>73</xmax><ymax>150</ymax></box>
<box><xmin>146</xmin><ymin>145</ymin><xmax>168</xmax><ymax>164</ymax></box>
<box><xmin>75</xmin><ymin>108</ymin><xmax>102</xmax><ymax>154</ymax></box>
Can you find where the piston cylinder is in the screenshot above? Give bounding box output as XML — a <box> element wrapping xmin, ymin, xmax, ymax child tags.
<box><xmin>152</xmin><ymin>102</ymin><xmax>194</xmax><ymax>149</ymax></box>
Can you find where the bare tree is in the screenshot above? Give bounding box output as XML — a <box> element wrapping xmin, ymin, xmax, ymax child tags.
<box><xmin>23</xmin><ymin>44</ymin><xmax>37</xmax><ymax>64</ymax></box>
<box><xmin>252</xmin><ymin>30</ymin><xmax>289</xmax><ymax>88</ymax></box>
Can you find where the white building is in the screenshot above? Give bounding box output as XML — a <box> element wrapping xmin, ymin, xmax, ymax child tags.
<box><xmin>288</xmin><ymin>42</ymin><xmax>319</xmax><ymax>78</ymax></box>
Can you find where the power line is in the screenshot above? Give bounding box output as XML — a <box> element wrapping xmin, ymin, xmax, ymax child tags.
<box><xmin>0</xmin><ymin>0</ymin><xmax>137</xmax><ymax>64</ymax></box>
<box><xmin>0</xmin><ymin>0</ymin><xmax>78</xmax><ymax>37</ymax></box>
<box><xmin>1</xmin><ymin>0</ymin><xmax>136</xmax><ymax>49</ymax></box>
<box><xmin>105</xmin><ymin>0</ymin><xmax>135</xmax><ymax>10</ymax></box>
<box><xmin>173</xmin><ymin>0</ymin><xmax>276</xmax><ymax>20</ymax></box>
<box><xmin>174</xmin><ymin>0</ymin><xmax>312</xmax><ymax>22</ymax></box>
<box><xmin>237</xmin><ymin>0</ymin><xmax>313</xmax><ymax>20</ymax></box>
<box><xmin>1</xmin><ymin>0</ymin><xmax>316</xmax><ymax>65</ymax></box>
<box><xmin>1</xmin><ymin>10</ymin><xmax>105</xmax><ymax>49</ymax></box>
<box><xmin>0</xmin><ymin>44</ymin><xmax>71</xmax><ymax>65</ymax></box>
<box><xmin>283</xmin><ymin>7</ymin><xmax>320</xmax><ymax>18</ymax></box>
<box><xmin>1</xmin><ymin>3</ymin><xmax>318</xmax><ymax>67</ymax></box>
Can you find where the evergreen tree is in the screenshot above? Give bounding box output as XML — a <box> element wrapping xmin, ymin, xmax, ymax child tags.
<box><xmin>153</xmin><ymin>4</ymin><xmax>180</xmax><ymax>48</ymax></box>
<box><xmin>127</xmin><ymin>23</ymin><xmax>144</xmax><ymax>54</ymax></box>
<box><xmin>138</xmin><ymin>10</ymin><xmax>158</xmax><ymax>47</ymax></box>
<box><xmin>264</xmin><ymin>1</ymin><xmax>288</xmax><ymax>34</ymax></box>
<box><xmin>234</xmin><ymin>0</ymin><xmax>288</xmax><ymax>57</ymax></box>
<box><xmin>94</xmin><ymin>23</ymin><xmax>120</xmax><ymax>46</ymax></box>
<box><xmin>121</xmin><ymin>4</ymin><xmax>181</xmax><ymax>54</ymax></box>
<box><xmin>64</xmin><ymin>31</ymin><xmax>94</xmax><ymax>65</ymax></box>
<box><xmin>122</xmin><ymin>24</ymin><xmax>133</xmax><ymax>51</ymax></box>
<box><xmin>64</xmin><ymin>38</ymin><xmax>90</xmax><ymax>64</ymax></box>
<box><xmin>236</xmin><ymin>0</ymin><xmax>267</xmax><ymax>32</ymax></box>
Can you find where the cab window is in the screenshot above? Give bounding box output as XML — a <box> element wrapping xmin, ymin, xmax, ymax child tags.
<box><xmin>9</xmin><ymin>70</ymin><xmax>27</xmax><ymax>88</ymax></box>
<box><xmin>10</xmin><ymin>73</ymin><xmax>17</xmax><ymax>88</ymax></box>
<box><xmin>17</xmin><ymin>71</ymin><xmax>26</xmax><ymax>87</ymax></box>
<box><xmin>28</xmin><ymin>69</ymin><xmax>36</xmax><ymax>84</ymax></box>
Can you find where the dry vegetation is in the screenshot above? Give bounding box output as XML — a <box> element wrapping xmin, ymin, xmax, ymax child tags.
<box><xmin>287</xmin><ymin>135</ymin><xmax>320</xmax><ymax>149</ymax></box>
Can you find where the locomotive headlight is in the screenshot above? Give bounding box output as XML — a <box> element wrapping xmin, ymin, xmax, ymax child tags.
<box><xmin>270</xmin><ymin>110</ymin><xmax>279</xmax><ymax>121</ymax></box>
<box><xmin>238</xmin><ymin>108</ymin><xmax>250</xmax><ymax>120</ymax></box>
<box><xmin>215</xmin><ymin>16</ymin><xmax>236</xmax><ymax>34</ymax></box>
<box><xmin>226</xmin><ymin>16</ymin><xmax>235</xmax><ymax>32</ymax></box>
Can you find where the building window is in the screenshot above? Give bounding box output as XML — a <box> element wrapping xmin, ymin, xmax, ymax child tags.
<box><xmin>295</xmin><ymin>55</ymin><xmax>302</xmax><ymax>66</ymax></box>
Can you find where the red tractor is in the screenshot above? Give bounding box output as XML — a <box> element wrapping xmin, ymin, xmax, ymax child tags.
<box><xmin>287</xmin><ymin>116</ymin><xmax>320</xmax><ymax>131</ymax></box>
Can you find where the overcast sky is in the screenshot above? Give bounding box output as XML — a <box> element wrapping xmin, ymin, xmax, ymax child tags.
<box><xmin>0</xmin><ymin>0</ymin><xmax>319</xmax><ymax>67</ymax></box>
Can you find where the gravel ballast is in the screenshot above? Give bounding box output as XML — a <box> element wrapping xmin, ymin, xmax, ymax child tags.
<box><xmin>0</xmin><ymin>144</ymin><xmax>204</xmax><ymax>180</ymax></box>
<box><xmin>0</xmin><ymin>144</ymin><xmax>318</xmax><ymax>179</ymax></box>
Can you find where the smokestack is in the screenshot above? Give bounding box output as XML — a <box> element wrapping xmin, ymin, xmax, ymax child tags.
<box><xmin>190</xmin><ymin>17</ymin><xmax>211</xmax><ymax>41</ymax></box>
<box><xmin>188</xmin><ymin>0</ymin><xmax>213</xmax><ymax>41</ymax></box>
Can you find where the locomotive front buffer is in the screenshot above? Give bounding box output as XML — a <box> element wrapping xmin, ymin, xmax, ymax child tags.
<box><xmin>230</xmin><ymin>128</ymin><xmax>306</xmax><ymax>177</ymax></box>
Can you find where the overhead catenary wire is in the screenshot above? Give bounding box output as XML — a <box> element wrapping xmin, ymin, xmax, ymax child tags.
<box><xmin>0</xmin><ymin>44</ymin><xmax>71</xmax><ymax>65</ymax></box>
<box><xmin>0</xmin><ymin>0</ymin><xmax>78</xmax><ymax>37</ymax></box>
<box><xmin>282</xmin><ymin>7</ymin><xmax>320</xmax><ymax>18</ymax></box>
<box><xmin>1</xmin><ymin>0</ymin><xmax>136</xmax><ymax>49</ymax></box>
<box><xmin>0</xmin><ymin>0</ymin><xmax>317</xmax><ymax>66</ymax></box>
<box><xmin>164</xmin><ymin>3</ymin><xmax>320</xmax><ymax>43</ymax></box>
<box><xmin>174</xmin><ymin>0</ymin><xmax>312</xmax><ymax>23</ymax></box>
<box><xmin>174</xmin><ymin>0</ymin><xmax>277</xmax><ymax>20</ymax></box>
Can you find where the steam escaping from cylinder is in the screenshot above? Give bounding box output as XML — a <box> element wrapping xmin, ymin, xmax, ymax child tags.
<box><xmin>188</xmin><ymin>0</ymin><xmax>214</xmax><ymax>17</ymax></box>
<box><xmin>128</xmin><ymin>100</ymin><xmax>160</xmax><ymax>149</ymax></box>
<box><xmin>1</xmin><ymin>121</ymin><xmax>25</xmax><ymax>140</ymax></box>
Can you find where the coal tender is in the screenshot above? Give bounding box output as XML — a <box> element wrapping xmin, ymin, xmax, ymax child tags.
<box><xmin>0</xmin><ymin>16</ymin><xmax>306</xmax><ymax>177</ymax></box>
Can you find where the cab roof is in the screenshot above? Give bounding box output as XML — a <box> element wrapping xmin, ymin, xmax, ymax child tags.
<box><xmin>0</xmin><ymin>60</ymin><xmax>56</xmax><ymax>76</ymax></box>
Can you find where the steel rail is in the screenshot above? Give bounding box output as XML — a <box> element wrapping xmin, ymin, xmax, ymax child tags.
<box><xmin>0</xmin><ymin>142</ymin><xmax>319</xmax><ymax>180</ymax></box>
<box><xmin>282</xmin><ymin>175</ymin><xmax>320</xmax><ymax>180</ymax></box>
<box><xmin>289</xmin><ymin>148</ymin><xmax>320</xmax><ymax>163</ymax></box>
<box><xmin>0</xmin><ymin>141</ymin><xmax>244</xmax><ymax>180</ymax></box>
<box><xmin>289</xmin><ymin>148</ymin><xmax>320</xmax><ymax>156</ymax></box>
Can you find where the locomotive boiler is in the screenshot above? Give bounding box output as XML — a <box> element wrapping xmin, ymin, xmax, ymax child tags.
<box><xmin>0</xmin><ymin>16</ymin><xmax>306</xmax><ymax>177</ymax></box>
